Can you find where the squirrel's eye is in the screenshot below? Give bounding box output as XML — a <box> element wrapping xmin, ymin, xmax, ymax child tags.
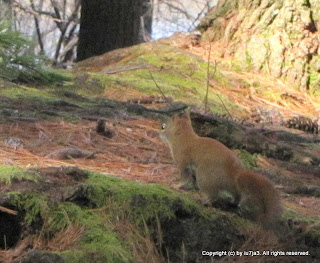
<box><xmin>161</xmin><ymin>123</ymin><xmax>166</xmax><ymax>130</ymax></box>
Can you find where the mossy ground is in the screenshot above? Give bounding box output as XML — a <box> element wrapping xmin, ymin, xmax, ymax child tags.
<box><xmin>76</xmin><ymin>44</ymin><xmax>241</xmax><ymax>115</ymax></box>
<box><xmin>4</xmin><ymin>166</ymin><xmax>318</xmax><ymax>262</ymax></box>
<box><xmin>1</xmin><ymin>168</ymin><xmax>247</xmax><ymax>262</ymax></box>
<box><xmin>1</xmin><ymin>37</ymin><xmax>320</xmax><ymax>262</ymax></box>
<box><xmin>0</xmin><ymin>165</ymin><xmax>39</xmax><ymax>184</ymax></box>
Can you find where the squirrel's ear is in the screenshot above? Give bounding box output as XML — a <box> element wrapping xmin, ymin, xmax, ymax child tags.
<box><xmin>184</xmin><ymin>107</ymin><xmax>191</xmax><ymax>115</ymax></box>
<box><xmin>182</xmin><ymin>107</ymin><xmax>191</xmax><ymax>118</ymax></box>
<box><xmin>177</xmin><ymin>108</ymin><xmax>190</xmax><ymax>119</ymax></box>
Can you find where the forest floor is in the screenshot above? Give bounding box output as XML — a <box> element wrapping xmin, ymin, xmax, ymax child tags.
<box><xmin>0</xmin><ymin>33</ymin><xmax>320</xmax><ymax>262</ymax></box>
<box><xmin>1</xmin><ymin>34</ymin><xmax>320</xmax><ymax>217</ymax></box>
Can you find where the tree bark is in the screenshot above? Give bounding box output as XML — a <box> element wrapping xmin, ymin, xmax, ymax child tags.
<box><xmin>199</xmin><ymin>0</ymin><xmax>320</xmax><ymax>91</ymax></box>
<box><xmin>77</xmin><ymin>0</ymin><xmax>152</xmax><ymax>61</ymax></box>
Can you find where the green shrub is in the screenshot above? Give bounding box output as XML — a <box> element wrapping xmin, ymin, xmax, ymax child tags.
<box><xmin>0</xmin><ymin>21</ymin><xmax>70</xmax><ymax>85</ymax></box>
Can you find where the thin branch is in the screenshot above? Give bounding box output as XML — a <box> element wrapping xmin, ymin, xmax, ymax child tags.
<box><xmin>53</xmin><ymin>1</ymin><xmax>80</xmax><ymax>63</ymax></box>
<box><xmin>212</xmin><ymin>63</ymin><xmax>232</xmax><ymax>118</ymax></box>
<box><xmin>102</xmin><ymin>65</ymin><xmax>151</xmax><ymax>74</ymax></box>
<box><xmin>149</xmin><ymin>71</ymin><xmax>174</xmax><ymax>106</ymax></box>
<box><xmin>161</xmin><ymin>1</ymin><xmax>194</xmax><ymax>21</ymax></box>
<box><xmin>11</xmin><ymin>0</ymin><xmax>64</xmax><ymax>22</ymax></box>
<box><xmin>188</xmin><ymin>5</ymin><xmax>208</xmax><ymax>31</ymax></box>
<box><xmin>204</xmin><ymin>47</ymin><xmax>232</xmax><ymax>118</ymax></box>
<box><xmin>0</xmin><ymin>205</ymin><xmax>18</xmax><ymax>215</ymax></box>
<box><xmin>216</xmin><ymin>93</ymin><xmax>232</xmax><ymax>119</ymax></box>
<box><xmin>205</xmin><ymin>44</ymin><xmax>211</xmax><ymax>113</ymax></box>
<box><xmin>49</xmin><ymin>0</ymin><xmax>63</xmax><ymax>31</ymax></box>
<box><xmin>30</xmin><ymin>0</ymin><xmax>45</xmax><ymax>54</ymax></box>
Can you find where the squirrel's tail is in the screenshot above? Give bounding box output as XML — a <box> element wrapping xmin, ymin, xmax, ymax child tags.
<box><xmin>236</xmin><ymin>170</ymin><xmax>282</xmax><ymax>228</ymax></box>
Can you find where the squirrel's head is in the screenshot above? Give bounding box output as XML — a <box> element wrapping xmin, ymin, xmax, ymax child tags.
<box><xmin>160</xmin><ymin>109</ymin><xmax>192</xmax><ymax>143</ymax></box>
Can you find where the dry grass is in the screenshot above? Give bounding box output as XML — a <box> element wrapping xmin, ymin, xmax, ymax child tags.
<box><xmin>116</xmin><ymin>221</ymin><xmax>166</xmax><ymax>263</ymax></box>
<box><xmin>215</xmin><ymin>227</ymin><xmax>294</xmax><ymax>263</ymax></box>
<box><xmin>91</xmin><ymin>200</ymin><xmax>166</xmax><ymax>263</ymax></box>
<box><xmin>196</xmin><ymin>43</ymin><xmax>320</xmax><ymax>121</ymax></box>
<box><xmin>33</xmin><ymin>224</ymin><xmax>85</xmax><ymax>251</ymax></box>
<box><xmin>168</xmin><ymin>36</ymin><xmax>320</xmax><ymax>120</ymax></box>
<box><xmin>218</xmin><ymin>70</ymin><xmax>320</xmax><ymax>119</ymax></box>
<box><xmin>0</xmin><ymin>225</ymin><xmax>84</xmax><ymax>263</ymax></box>
<box><xmin>0</xmin><ymin>238</ymin><xmax>31</xmax><ymax>263</ymax></box>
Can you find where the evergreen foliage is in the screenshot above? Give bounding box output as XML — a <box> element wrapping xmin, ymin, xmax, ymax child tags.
<box><xmin>0</xmin><ymin>21</ymin><xmax>70</xmax><ymax>85</ymax></box>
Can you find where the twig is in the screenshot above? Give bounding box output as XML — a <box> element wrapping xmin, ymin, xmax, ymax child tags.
<box><xmin>161</xmin><ymin>1</ymin><xmax>193</xmax><ymax>21</ymax></box>
<box><xmin>205</xmin><ymin>44</ymin><xmax>211</xmax><ymax>113</ymax></box>
<box><xmin>206</xmin><ymin>54</ymin><xmax>232</xmax><ymax>118</ymax></box>
<box><xmin>30</xmin><ymin>0</ymin><xmax>45</xmax><ymax>54</ymax></box>
<box><xmin>149</xmin><ymin>71</ymin><xmax>174</xmax><ymax>107</ymax></box>
<box><xmin>11</xmin><ymin>0</ymin><xmax>65</xmax><ymax>22</ymax></box>
<box><xmin>127</xmin><ymin>103</ymin><xmax>188</xmax><ymax>115</ymax></box>
<box><xmin>216</xmin><ymin>94</ymin><xmax>232</xmax><ymax>119</ymax></box>
<box><xmin>188</xmin><ymin>4</ymin><xmax>208</xmax><ymax>30</ymax></box>
<box><xmin>53</xmin><ymin>1</ymin><xmax>80</xmax><ymax>63</ymax></box>
<box><xmin>0</xmin><ymin>205</ymin><xmax>18</xmax><ymax>215</ymax></box>
<box><xmin>102</xmin><ymin>65</ymin><xmax>151</xmax><ymax>74</ymax></box>
<box><xmin>8</xmin><ymin>117</ymin><xmax>39</xmax><ymax>122</ymax></box>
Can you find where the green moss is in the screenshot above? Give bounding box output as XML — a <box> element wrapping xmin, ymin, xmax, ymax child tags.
<box><xmin>75</xmin><ymin>74</ymin><xmax>106</xmax><ymax>96</ymax></box>
<box><xmin>8</xmin><ymin>192</ymin><xmax>49</xmax><ymax>224</ymax></box>
<box><xmin>263</xmin><ymin>89</ymin><xmax>281</xmax><ymax>100</ymax></box>
<box><xmin>0</xmin><ymin>84</ymin><xmax>83</xmax><ymax>111</ymax></box>
<box><xmin>282</xmin><ymin>208</ymin><xmax>319</xmax><ymax>226</ymax></box>
<box><xmin>252</xmin><ymin>81</ymin><xmax>261</xmax><ymax>87</ymax></box>
<box><xmin>0</xmin><ymin>85</ymin><xmax>55</xmax><ymax>99</ymax></box>
<box><xmin>282</xmin><ymin>208</ymin><xmax>320</xmax><ymax>257</ymax></box>
<box><xmin>78</xmin><ymin>212</ymin><xmax>132</xmax><ymax>263</ymax></box>
<box><xmin>87</xmin><ymin>173</ymin><xmax>198</xmax><ymax>224</ymax></box>
<box><xmin>60</xmin><ymin>250</ymin><xmax>87</xmax><ymax>263</ymax></box>
<box><xmin>4</xmin><ymin>171</ymin><xmax>204</xmax><ymax>262</ymax></box>
<box><xmin>0</xmin><ymin>165</ymin><xmax>39</xmax><ymax>184</ymax></box>
<box><xmin>62</xmin><ymin>228</ymin><xmax>133</xmax><ymax>263</ymax></box>
<box><xmin>237</xmin><ymin>150</ymin><xmax>258</xmax><ymax>169</ymax></box>
<box><xmin>7</xmin><ymin>189</ymin><xmax>133</xmax><ymax>263</ymax></box>
<box><xmin>5</xmin><ymin>166</ymin><xmax>292</xmax><ymax>262</ymax></box>
<box><xmin>46</xmin><ymin>202</ymin><xmax>84</xmax><ymax>234</ymax></box>
<box><xmin>99</xmin><ymin>62</ymin><xmax>237</xmax><ymax>114</ymax></box>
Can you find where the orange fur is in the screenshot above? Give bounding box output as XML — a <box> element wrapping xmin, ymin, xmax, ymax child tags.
<box><xmin>160</xmin><ymin>111</ymin><xmax>282</xmax><ymax>227</ymax></box>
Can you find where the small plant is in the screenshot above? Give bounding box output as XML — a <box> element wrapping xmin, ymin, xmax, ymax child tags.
<box><xmin>0</xmin><ymin>20</ymin><xmax>70</xmax><ymax>85</ymax></box>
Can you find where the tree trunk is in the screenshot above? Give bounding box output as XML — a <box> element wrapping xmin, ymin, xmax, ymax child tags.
<box><xmin>77</xmin><ymin>0</ymin><xmax>152</xmax><ymax>61</ymax></box>
<box><xmin>199</xmin><ymin>0</ymin><xmax>320</xmax><ymax>91</ymax></box>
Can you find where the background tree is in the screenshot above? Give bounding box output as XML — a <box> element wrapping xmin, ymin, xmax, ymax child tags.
<box><xmin>8</xmin><ymin>0</ymin><xmax>80</xmax><ymax>65</ymax></box>
<box><xmin>77</xmin><ymin>0</ymin><xmax>153</xmax><ymax>61</ymax></box>
<box><xmin>4</xmin><ymin>0</ymin><xmax>215</xmax><ymax>64</ymax></box>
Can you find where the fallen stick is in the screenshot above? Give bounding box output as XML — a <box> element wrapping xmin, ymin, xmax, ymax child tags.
<box><xmin>0</xmin><ymin>205</ymin><xmax>18</xmax><ymax>215</ymax></box>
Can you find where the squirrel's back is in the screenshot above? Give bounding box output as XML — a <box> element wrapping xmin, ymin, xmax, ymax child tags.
<box><xmin>160</xmin><ymin>110</ymin><xmax>282</xmax><ymax>227</ymax></box>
